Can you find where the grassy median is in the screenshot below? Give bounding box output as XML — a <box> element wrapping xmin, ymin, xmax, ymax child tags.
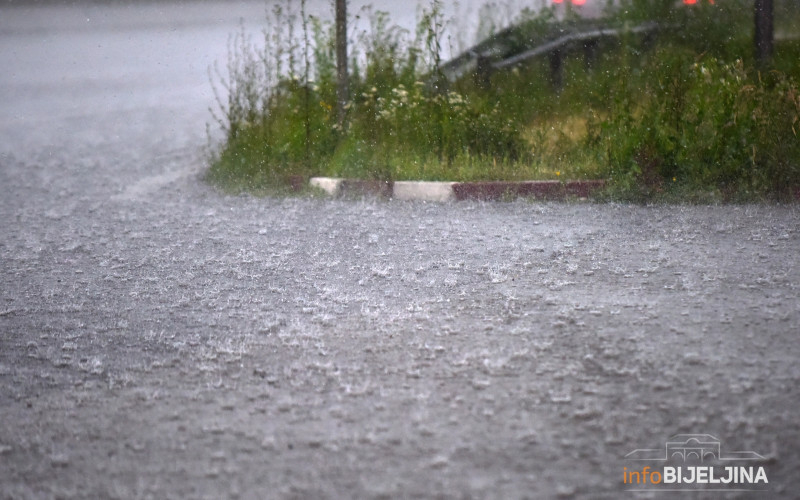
<box><xmin>206</xmin><ymin>0</ymin><xmax>800</xmax><ymax>202</ymax></box>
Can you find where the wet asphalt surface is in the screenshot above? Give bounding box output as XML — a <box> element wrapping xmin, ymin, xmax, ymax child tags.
<box><xmin>1</xmin><ymin>2</ymin><xmax>800</xmax><ymax>499</ymax></box>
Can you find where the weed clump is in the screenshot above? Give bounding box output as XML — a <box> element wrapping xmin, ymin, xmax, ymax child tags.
<box><xmin>594</xmin><ymin>52</ymin><xmax>800</xmax><ymax>201</ymax></box>
<box><xmin>207</xmin><ymin>0</ymin><xmax>529</xmax><ymax>190</ymax></box>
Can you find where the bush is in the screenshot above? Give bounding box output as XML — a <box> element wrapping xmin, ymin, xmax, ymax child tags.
<box><xmin>591</xmin><ymin>47</ymin><xmax>800</xmax><ymax>201</ymax></box>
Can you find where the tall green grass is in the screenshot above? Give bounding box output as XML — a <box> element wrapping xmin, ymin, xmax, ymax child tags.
<box><xmin>207</xmin><ymin>0</ymin><xmax>800</xmax><ymax>201</ymax></box>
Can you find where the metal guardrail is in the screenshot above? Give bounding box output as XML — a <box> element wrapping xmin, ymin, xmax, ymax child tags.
<box><xmin>493</xmin><ymin>22</ymin><xmax>660</xmax><ymax>70</ymax></box>
<box><xmin>440</xmin><ymin>20</ymin><xmax>662</xmax><ymax>86</ymax></box>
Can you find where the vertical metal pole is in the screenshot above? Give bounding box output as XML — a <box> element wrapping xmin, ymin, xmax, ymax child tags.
<box><xmin>754</xmin><ymin>0</ymin><xmax>774</xmax><ymax>66</ymax></box>
<box><xmin>336</xmin><ymin>0</ymin><xmax>349</xmax><ymax>129</ymax></box>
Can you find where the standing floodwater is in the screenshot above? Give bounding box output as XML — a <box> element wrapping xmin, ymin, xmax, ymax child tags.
<box><xmin>1</xmin><ymin>1</ymin><xmax>799</xmax><ymax>499</ymax></box>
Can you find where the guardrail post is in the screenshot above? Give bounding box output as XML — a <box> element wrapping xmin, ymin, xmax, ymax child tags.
<box><xmin>549</xmin><ymin>50</ymin><xmax>563</xmax><ymax>93</ymax></box>
<box><xmin>583</xmin><ymin>39</ymin><xmax>598</xmax><ymax>71</ymax></box>
<box><xmin>475</xmin><ymin>54</ymin><xmax>493</xmax><ymax>89</ymax></box>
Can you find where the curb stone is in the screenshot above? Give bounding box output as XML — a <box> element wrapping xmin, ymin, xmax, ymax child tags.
<box><xmin>309</xmin><ymin>177</ymin><xmax>605</xmax><ymax>202</ymax></box>
<box><xmin>394</xmin><ymin>181</ymin><xmax>457</xmax><ymax>202</ymax></box>
<box><xmin>309</xmin><ymin>177</ymin><xmax>341</xmax><ymax>195</ymax></box>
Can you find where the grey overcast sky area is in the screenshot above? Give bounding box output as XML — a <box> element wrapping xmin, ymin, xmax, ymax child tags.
<box><xmin>0</xmin><ymin>0</ymin><xmax>603</xmax><ymax>55</ymax></box>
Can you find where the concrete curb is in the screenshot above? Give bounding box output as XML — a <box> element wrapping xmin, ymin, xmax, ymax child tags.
<box><xmin>394</xmin><ymin>181</ymin><xmax>456</xmax><ymax>202</ymax></box>
<box><xmin>309</xmin><ymin>177</ymin><xmax>342</xmax><ymax>195</ymax></box>
<box><xmin>309</xmin><ymin>177</ymin><xmax>605</xmax><ymax>202</ymax></box>
<box><xmin>452</xmin><ymin>179</ymin><xmax>606</xmax><ymax>201</ymax></box>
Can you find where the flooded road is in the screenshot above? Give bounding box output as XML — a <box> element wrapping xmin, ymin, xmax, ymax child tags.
<box><xmin>1</xmin><ymin>2</ymin><xmax>799</xmax><ymax>499</ymax></box>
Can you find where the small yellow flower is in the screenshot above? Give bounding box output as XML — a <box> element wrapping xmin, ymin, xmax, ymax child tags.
<box><xmin>673</xmin><ymin>177</ymin><xmax>676</xmax><ymax>182</ymax></box>
<box><xmin>556</xmin><ymin>171</ymin><xmax>561</xmax><ymax>177</ymax></box>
